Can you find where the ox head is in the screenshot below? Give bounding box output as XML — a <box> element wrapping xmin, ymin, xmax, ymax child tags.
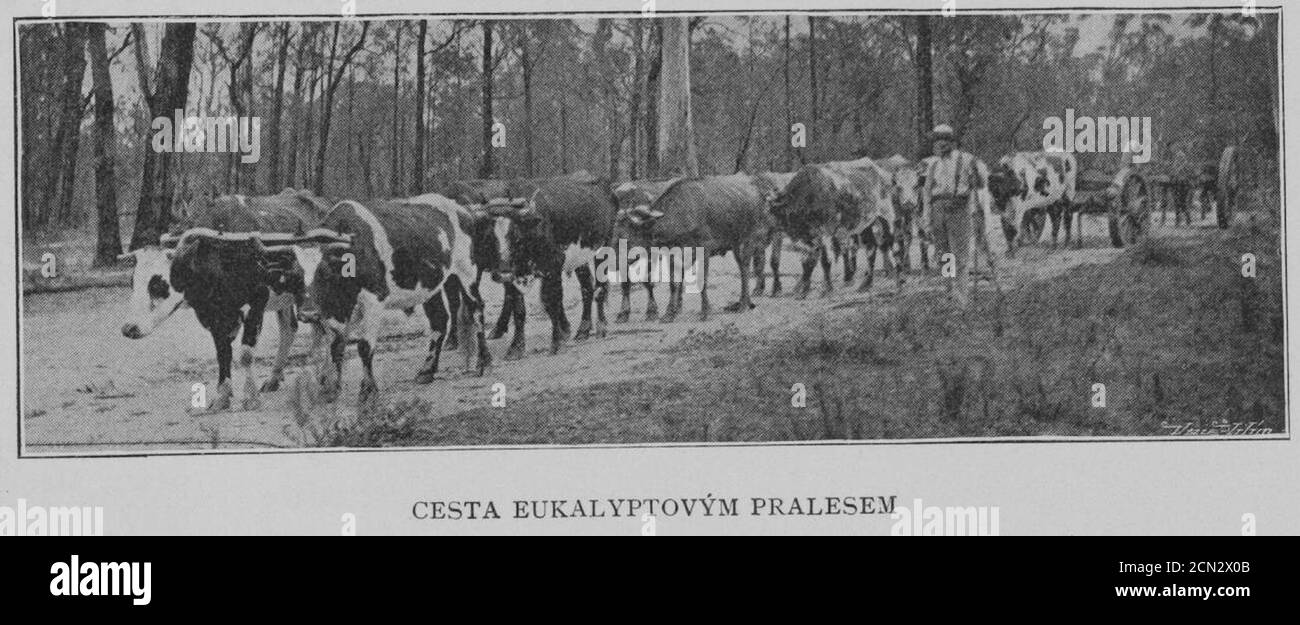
<box><xmin>484</xmin><ymin>195</ymin><xmax>539</xmax><ymax>284</ymax></box>
<box><xmin>764</xmin><ymin>182</ymin><xmax>797</xmax><ymax>229</ymax></box>
<box><xmin>765</xmin><ymin>167</ymin><xmax>824</xmax><ymax>241</ymax></box>
<box><xmin>118</xmin><ymin>228</ymin><xmax>285</xmax><ymax>339</ymax></box>
<box><xmin>612</xmin><ymin>182</ymin><xmax>665</xmax><ymax>248</ymax></box>
<box><xmin>118</xmin><ymin>191</ymin><xmax>216</xmax><ymax>338</ymax></box>
<box><xmin>891</xmin><ymin>165</ymin><xmax>922</xmax><ymax>216</ymax></box>
<box><xmin>985</xmin><ymin>163</ymin><xmax>1022</xmax><ymax>214</ymax></box>
<box><xmin>260</xmin><ymin>229</ymin><xmax>354</xmax><ymax>331</ymax></box>
<box><xmin>118</xmin><ymin>241</ymin><xmax>187</xmax><ymax>339</ymax></box>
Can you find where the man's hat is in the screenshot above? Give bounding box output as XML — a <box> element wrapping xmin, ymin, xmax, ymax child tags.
<box><xmin>930</xmin><ymin>124</ymin><xmax>956</xmax><ymax>142</ymax></box>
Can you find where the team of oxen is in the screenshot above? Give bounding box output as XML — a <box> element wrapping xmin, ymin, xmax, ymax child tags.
<box><xmin>117</xmin><ymin>149</ymin><xmax>1086</xmax><ymax>411</ymax></box>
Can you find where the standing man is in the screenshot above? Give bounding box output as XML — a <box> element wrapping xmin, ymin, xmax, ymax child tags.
<box><xmin>921</xmin><ymin>124</ymin><xmax>985</xmax><ymax>308</ymax></box>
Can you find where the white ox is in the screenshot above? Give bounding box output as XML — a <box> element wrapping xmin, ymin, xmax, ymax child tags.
<box><xmin>985</xmin><ymin>151</ymin><xmax>1078</xmax><ymax>253</ymax></box>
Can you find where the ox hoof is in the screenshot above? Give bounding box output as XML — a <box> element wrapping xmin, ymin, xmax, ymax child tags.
<box><xmin>614</xmin><ymin>311</ymin><xmax>631</xmax><ymax>324</ymax></box>
<box><xmin>359</xmin><ymin>378</ymin><xmax>379</xmax><ymax>403</ymax></box>
<box><xmin>645</xmin><ymin>308</ymin><xmax>659</xmax><ymax>322</ymax></box>
<box><xmin>549</xmin><ymin>339</ymin><xmax>565</xmax><ymax>355</ymax></box>
<box><xmin>259</xmin><ymin>375</ymin><xmax>284</xmax><ymax>393</ymax></box>
<box><xmin>722</xmin><ymin>301</ymin><xmax>756</xmax><ymax>313</ymax></box>
<box><xmin>504</xmin><ymin>346</ymin><xmax>526</xmax><ymax>361</ymax></box>
<box><xmin>204</xmin><ymin>382</ymin><xmax>234</xmax><ymax>412</ymax></box>
<box><xmin>414</xmin><ymin>370</ymin><xmax>438</xmax><ymax>385</ymax></box>
<box><xmin>463</xmin><ymin>357</ymin><xmax>490</xmax><ymax>376</ymax></box>
<box><xmin>574</xmin><ymin>323</ymin><xmax>592</xmax><ymax>341</ymax></box>
<box><xmin>660</xmin><ymin>312</ymin><xmax>678</xmax><ymax>324</ymax></box>
<box><xmin>445</xmin><ymin>337</ymin><xmax>460</xmax><ymax>352</ymax></box>
<box><xmin>317</xmin><ymin>380</ymin><xmax>341</xmax><ymax>404</ymax></box>
<box><xmin>488</xmin><ymin>327</ymin><xmax>508</xmax><ymax>340</ymax></box>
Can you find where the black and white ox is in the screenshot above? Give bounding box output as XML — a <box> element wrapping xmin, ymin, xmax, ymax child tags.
<box><xmin>280</xmin><ymin>194</ymin><xmax>491</xmax><ymax>404</ymax></box>
<box><xmin>880</xmin><ymin>154</ymin><xmax>928</xmax><ymax>271</ymax></box>
<box><xmin>445</xmin><ymin>172</ymin><xmax>602</xmax><ymax>359</ymax></box>
<box><xmin>486</xmin><ymin>177</ymin><xmax>617</xmax><ymax>355</ymax></box>
<box><xmin>440</xmin><ymin>178</ymin><xmax>520</xmax><ymax>349</ymax></box>
<box><xmin>985</xmin><ymin>151</ymin><xmax>1079</xmax><ymax>253</ymax></box>
<box><xmin>118</xmin><ymin>189</ymin><xmax>332</xmax><ymax>411</ymax></box>
<box><xmin>768</xmin><ymin>158</ymin><xmax>899</xmax><ymax>296</ymax></box>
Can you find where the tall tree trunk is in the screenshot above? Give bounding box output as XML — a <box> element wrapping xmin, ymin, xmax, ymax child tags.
<box><xmin>390</xmin><ymin>23</ymin><xmax>402</xmax><ymax>195</ymax></box>
<box><xmin>808</xmin><ymin>16</ymin><xmax>818</xmax><ymax>161</ymax></box>
<box><xmin>914</xmin><ymin>15</ymin><xmax>933</xmax><ymax>160</ymax></box>
<box><xmin>655</xmin><ymin>17</ymin><xmax>698</xmax><ymax>177</ymax></box>
<box><xmin>560</xmin><ymin>93</ymin><xmax>569</xmax><ymax>174</ymax></box>
<box><xmin>87</xmin><ymin>24</ymin><xmax>121</xmax><ymax>266</ymax></box>
<box><xmin>21</xmin><ymin>25</ymin><xmax>64</xmax><ymax>227</ymax></box>
<box><xmin>644</xmin><ymin>21</ymin><xmax>663</xmax><ymax>176</ymax></box>
<box><xmin>313</xmin><ymin>21</ymin><xmax>369</xmax><ymax>196</ymax></box>
<box><xmin>592</xmin><ymin>20</ymin><xmax>620</xmax><ymax>181</ymax></box>
<box><xmin>521</xmin><ymin>23</ymin><xmax>535</xmax><ymax>178</ymax></box>
<box><xmin>360</xmin><ymin>128</ymin><xmax>374</xmax><ymax>198</ymax></box>
<box><xmin>628</xmin><ymin>18</ymin><xmax>645</xmax><ymax>180</ymax></box>
<box><xmin>1208</xmin><ymin>17</ymin><xmax>1222</xmax><ymax>150</ymax></box>
<box><xmin>478</xmin><ymin>21</ymin><xmax>495</xmax><ymax>179</ymax></box>
<box><xmin>285</xmin><ymin>25</ymin><xmax>309</xmax><ymax>189</ymax></box>
<box><xmin>784</xmin><ymin>16</ymin><xmax>795</xmax><ymax>169</ymax></box>
<box><xmin>301</xmin><ymin>58</ymin><xmax>319</xmax><ymax>190</ymax></box>
<box><xmin>241</xmin><ymin>25</ymin><xmax>257</xmax><ymax>193</ymax></box>
<box><xmin>267</xmin><ymin>23</ymin><xmax>291</xmax><ymax>191</ymax></box>
<box><xmin>130</xmin><ymin>23</ymin><xmax>197</xmax><ymax>249</ymax></box>
<box><xmin>412</xmin><ymin>20</ymin><xmax>427</xmax><ymax>193</ymax></box>
<box><xmin>347</xmin><ymin>66</ymin><xmax>356</xmax><ymax>194</ymax></box>
<box><xmin>954</xmin><ymin>73</ymin><xmax>977</xmax><ymax>139</ymax></box>
<box><xmin>47</xmin><ymin>24</ymin><xmax>89</xmax><ymax>227</ymax></box>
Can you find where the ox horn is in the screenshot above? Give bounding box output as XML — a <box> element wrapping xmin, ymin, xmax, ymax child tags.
<box><xmin>261</xmin><ymin>228</ymin><xmax>353</xmax><ymax>251</ymax></box>
<box><xmin>485</xmin><ymin>197</ymin><xmax>529</xmax><ymax>217</ymax></box>
<box><xmin>627</xmin><ymin>204</ymin><xmax>664</xmax><ymax>225</ymax></box>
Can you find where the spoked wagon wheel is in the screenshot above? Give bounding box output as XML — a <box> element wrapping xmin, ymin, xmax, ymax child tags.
<box><xmin>1108</xmin><ymin>169</ymin><xmax>1149</xmax><ymax>248</ymax></box>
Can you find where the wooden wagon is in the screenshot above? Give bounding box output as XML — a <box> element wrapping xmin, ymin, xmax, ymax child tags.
<box><xmin>1073</xmin><ymin>166</ymin><xmax>1152</xmax><ymax>247</ymax></box>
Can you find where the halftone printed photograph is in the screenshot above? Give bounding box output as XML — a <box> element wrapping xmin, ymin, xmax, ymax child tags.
<box><xmin>16</xmin><ymin>4</ymin><xmax>1284</xmax><ymax>456</ymax></box>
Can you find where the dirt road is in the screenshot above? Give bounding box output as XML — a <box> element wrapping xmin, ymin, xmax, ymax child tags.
<box><xmin>21</xmin><ymin>211</ymin><xmax>1210</xmax><ymax>453</ymax></box>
